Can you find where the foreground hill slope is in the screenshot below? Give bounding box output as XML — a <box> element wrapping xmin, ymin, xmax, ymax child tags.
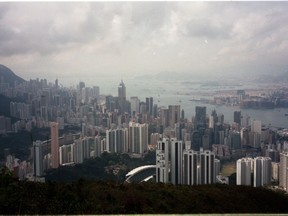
<box><xmin>0</xmin><ymin>173</ymin><xmax>287</xmax><ymax>214</ymax></box>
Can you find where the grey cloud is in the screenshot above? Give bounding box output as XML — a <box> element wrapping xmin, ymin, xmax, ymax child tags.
<box><xmin>185</xmin><ymin>18</ymin><xmax>231</xmax><ymax>39</ymax></box>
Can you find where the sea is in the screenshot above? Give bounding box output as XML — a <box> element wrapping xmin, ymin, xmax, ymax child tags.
<box><xmin>60</xmin><ymin>75</ymin><xmax>288</xmax><ymax>129</ymax></box>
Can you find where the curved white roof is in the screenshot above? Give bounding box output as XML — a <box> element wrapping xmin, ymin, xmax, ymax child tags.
<box><xmin>125</xmin><ymin>165</ymin><xmax>156</xmax><ymax>177</ymax></box>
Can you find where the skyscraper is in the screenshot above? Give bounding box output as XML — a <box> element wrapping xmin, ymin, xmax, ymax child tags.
<box><xmin>195</xmin><ymin>106</ymin><xmax>206</xmax><ymax>129</ymax></box>
<box><xmin>145</xmin><ymin>97</ymin><xmax>153</xmax><ymax>116</ymax></box>
<box><xmin>234</xmin><ymin>111</ymin><xmax>241</xmax><ymax>125</ymax></box>
<box><xmin>118</xmin><ymin>80</ymin><xmax>126</xmax><ymax>113</ymax></box>
<box><xmin>169</xmin><ymin>105</ymin><xmax>180</xmax><ymax>128</ymax></box>
<box><xmin>130</xmin><ymin>96</ymin><xmax>140</xmax><ymax>116</ymax></box>
<box><xmin>160</xmin><ymin>108</ymin><xmax>169</xmax><ymax>128</ymax></box>
<box><xmin>50</xmin><ymin>122</ymin><xmax>59</xmax><ymax>169</ymax></box>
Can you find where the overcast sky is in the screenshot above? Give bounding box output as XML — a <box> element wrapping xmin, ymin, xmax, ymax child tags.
<box><xmin>0</xmin><ymin>2</ymin><xmax>288</xmax><ymax>83</ymax></box>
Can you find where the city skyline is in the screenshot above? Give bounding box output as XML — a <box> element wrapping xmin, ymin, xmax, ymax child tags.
<box><xmin>1</xmin><ymin>2</ymin><xmax>288</xmax><ymax>82</ymax></box>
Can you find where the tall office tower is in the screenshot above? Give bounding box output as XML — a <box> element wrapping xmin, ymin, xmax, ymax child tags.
<box><xmin>254</xmin><ymin>157</ymin><xmax>272</xmax><ymax>187</ymax></box>
<box><xmin>169</xmin><ymin>105</ymin><xmax>180</xmax><ymax>128</ymax></box>
<box><xmin>240</xmin><ymin>128</ymin><xmax>249</xmax><ymax>147</ymax></box>
<box><xmin>118</xmin><ymin>80</ymin><xmax>126</xmax><ymax>113</ymax></box>
<box><xmin>209</xmin><ymin>115</ymin><xmax>214</xmax><ymax>129</ymax></box>
<box><xmin>175</xmin><ymin>122</ymin><xmax>184</xmax><ymax>141</ymax></box>
<box><xmin>50</xmin><ymin>122</ymin><xmax>59</xmax><ymax>169</ymax></box>
<box><xmin>160</xmin><ymin>108</ymin><xmax>169</xmax><ymax>128</ymax></box>
<box><xmin>234</xmin><ymin>111</ymin><xmax>241</xmax><ymax>125</ymax></box>
<box><xmin>153</xmin><ymin>104</ymin><xmax>158</xmax><ymax>118</ymax></box>
<box><xmin>106</xmin><ymin>128</ymin><xmax>129</xmax><ymax>153</ymax></box>
<box><xmin>218</xmin><ymin>113</ymin><xmax>224</xmax><ymax>125</ymax></box>
<box><xmin>79</xmin><ymin>81</ymin><xmax>85</xmax><ymax>91</ymax></box>
<box><xmin>170</xmin><ymin>138</ymin><xmax>184</xmax><ymax>185</ymax></box>
<box><xmin>231</xmin><ymin>131</ymin><xmax>241</xmax><ymax>150</ymax></box>
<box><xmin>251</xmin><ymin>120</ymin><xmax>262</xmax><ymax>134</ymax></box>
<box><xmin>202</xmin><ymin>134</ymin><xmax>210</xmax><ymax>150</ymax></box>
<box><xmin>241</xmin><ymin>113</ymin><xmax>250</xmax><ymax>128</ymax></box>
<box><xmin>213</xmin><ymin>123</ymin><xmax>222</xmax><ymax>144</ymax></box>
<box><xmin>236</xmin><ymin>157</ymin><xmax>253</xmax><ymax>185</ymax></box>
<box><xmin>195</xmin><ymin>106</ymin><xmax>206</xmax><ymax>129</ymax></box>
<box><xmin>279</xmin><ymin>152</ymin><xmax>288</xmax><ymax>191</ymax></box>
<box><xmin>130</xmin><ymin>96</ymin><xmax>140</xmax><ymax>116</ymax></box>
<box><xmin>249</xmin><ymin>131</ymin><xmax>261</xmax><ymax>148</ymax></box>
<box><xmin>183</xmin><ymin>149</ymin><xmax>198</xmax><ymax>185</ymax></box>
<box><xmin>145</xmin><ymin>97</ymin><xmax>153</xmax><ymax>116</ymax></box>
<box><xmin>218</xmin><ymin>130</ymin><xmax>225</xmax><ymax>145</ymax></box>
<box><xmin>128</xmin><ymin>122</ymin><xmax>148</xmax><ymax>154</ymax></box>
<box><xmin>199</xmin><ymin>150</ymin><xmax>215</xmax><ymax>184</ymax></box>
<box><xmin>138</xmin><ymin>102</ymin><xmax>146</xmax><ymax>114</ymax></box>
<box><xmin>33</xmin><ymin>140</ymin><xmax>44</xmax><ymax>177</ymax></box>
<box><xmin>156</xmin><ymin>138</ymin><xmax>170</xmax><ymax>183</ymax></box>
<box><xmin>191</xmin><ymin>131</ymin><xmax>202</xmax><ymax>151</ymax></box>
<box><xmin>92</xmin><ymin>86</ymin><xmax>100</xmax><ymax>99</ymax></box>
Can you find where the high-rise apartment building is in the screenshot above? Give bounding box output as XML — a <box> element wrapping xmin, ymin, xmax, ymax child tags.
<box><xmin>106</xmin><ymin>128</ymin><xmax>129</xmax><ymax>153</ymax></box>
<box><xmin>279</xmin><ymin>152</ymin><xmax>288</xmax><ymax>191</ymax></box>
<box><xmin>50</xmin><ymin>122</ymin><xmax>59</xmax><ymax>169</ymax></box>
<box><xmin>33</xmin><ymin>140</ymin><xmax>44</xmax><ymax>177</ymax></box>
<box><xmin>183</xmin><ymin>149</ymin><xmax>198</xmax><ymax>185</ymax></box>
<box><xmin>183</xmin><ymin>149</ymin><xmax>216</xmax><ymax>185</ymax></box>
<box><xmin>156</xmin><ymin>138</ymin><xmax>169</xmax><ymax>183</ymax></box>
<box><xmin>236</xmin><ymin>157</ymin><xmax>253</xmax><ymax>185</ymax></box>
<box><xmin>170</xmin><ymin>138</ymin><xmax>184</xmax><ymax>185</ymax></box>
<box><xmin>199</xmin><ymin>150</ymin><xmax>215</xmax><ymax>184</ymax></box>
<box><xmin>128</xmin><ymin>122</ymin><xmax>148</xmax><ymax>154</ymax></box>
<box><xmin>253</xmin><ymin>157</ymin><xmax>271</xmax><ymax>187</ymax></box>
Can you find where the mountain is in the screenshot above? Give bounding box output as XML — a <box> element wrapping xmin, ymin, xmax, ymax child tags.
<box><xmin>0</xmin><ymin>64</ymin><xmax>25</xmax><ymax>87</ymax></box>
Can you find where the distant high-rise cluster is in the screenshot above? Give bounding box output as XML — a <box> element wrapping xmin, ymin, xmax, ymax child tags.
<box><xmin>2</xmin><ymin>76</ymin><xmax>287</xmax><ymax>191</ymax></box>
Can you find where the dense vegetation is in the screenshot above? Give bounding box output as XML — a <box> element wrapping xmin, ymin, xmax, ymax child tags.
<box><xmin>1</xmin><ymin>167</ymin><xmax>288</xmax><ymax>214</ymax></box>
<box><xmin>46</xmin><ymin>151</ymin><xmax>156</xmax><ymax>182</ymax></box>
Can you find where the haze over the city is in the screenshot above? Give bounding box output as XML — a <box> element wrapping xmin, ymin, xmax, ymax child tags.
<box><xmin>0</xmin><ymin>2</ymin><xmax>288</xmax><ymax>83</ymax></box>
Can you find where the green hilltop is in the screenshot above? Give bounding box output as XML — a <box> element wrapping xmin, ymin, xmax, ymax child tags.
<box><xmin>1</xmin><ymin>168</ymin><xmax>288</xmax><ymax>214</ymax></box>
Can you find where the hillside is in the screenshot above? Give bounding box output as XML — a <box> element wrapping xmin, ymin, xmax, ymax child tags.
<box><xmin>0</xmin><ymin>64</ymin><xmax>25</xmax><ymax>87</ymax></box>
<box><xmin>1</xmin><ymin>169</ymin><xmax>288</xmax><ymax>214</ymax></box>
